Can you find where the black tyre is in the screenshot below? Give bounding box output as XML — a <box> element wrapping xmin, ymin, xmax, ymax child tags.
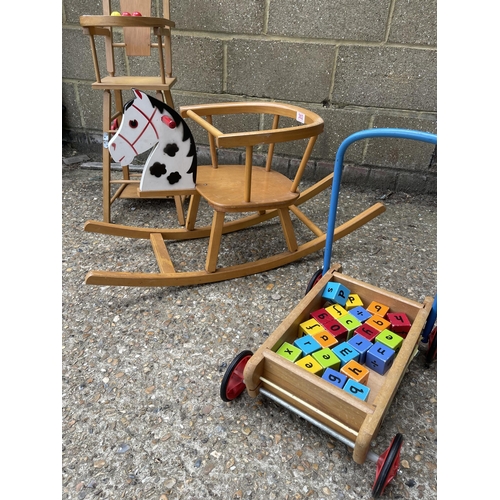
<box><xmin>372</xmin><ymin>433</ymin><xmax>404</xmax><ymax>498</ymax></box>
<box><xmin>220</xmin><ymin>350</ymin><xmax>253</xmax><ymax>402</ymax></box>
<box><xmin>425</xmin><ymin>326</ymin><xmax>437</xmax><ymax>367</ymax></box>
<box><xmin>305</xmin><ymin>268</ymin><xmax>323</xmax><ymax>296</ymax></box>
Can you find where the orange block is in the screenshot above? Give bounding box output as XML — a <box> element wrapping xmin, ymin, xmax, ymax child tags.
<box><xmin>313</xmin><ymin>331</ymin><xmax>339</xmax><ymax>349</ymax></box>
<box><xmin>340</xmin><ymin>359</ymin><xmax>370</xmax><ymax>385</ymax></box>
<box><xmin>365</xmin><ymin>315</ymin><xmax>391</xmax><ymax>332</ymax></box>
<box><xmin>366</xmin><ymin>301</ymin><xmax>390</xmax><ymax>318</ymax></box>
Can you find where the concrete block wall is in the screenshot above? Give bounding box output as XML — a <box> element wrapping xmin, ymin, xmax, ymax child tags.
<box><xmin>62</xmin><ymin>0</ymin><xmax>437</xmax><ymax>194</ymax></box>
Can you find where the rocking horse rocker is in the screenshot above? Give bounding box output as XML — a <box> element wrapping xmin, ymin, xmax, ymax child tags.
<box><xmin>84</xmin><ymin>89</ymin><xmax>386</xmax><ymax>287</ymax></box>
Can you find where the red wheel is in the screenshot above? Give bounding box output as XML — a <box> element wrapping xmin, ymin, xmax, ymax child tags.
<box><xmin>220</xmin><ymin>350</ymin><xmax>253</xmax><ymax>402</ymax></box>
<box><xmin>305</xmin><ymin>268</ymin><xmax>323</xmax><ymax>296</ymax></box>
<box><xmin>372</xmin><ymin>433</ymin><xmax>403</xmax><ymax>498</ymax></box>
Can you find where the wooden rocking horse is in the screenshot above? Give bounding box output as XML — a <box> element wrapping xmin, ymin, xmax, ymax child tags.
<box><xmin>84</xmin><ymin>92</ymin><xmax>386</xmax><ymax>287</ymax></box>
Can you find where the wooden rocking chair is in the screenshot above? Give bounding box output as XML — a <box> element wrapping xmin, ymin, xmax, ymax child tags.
<box><xmin>83</xmin><ymin>100</ymin><xmax>386</xmax><ymax>287</ymax></box>
<box><xmin>79</xmin><ymin>0</ymin><xmax>187</xmax><ymax>224</ymax></box>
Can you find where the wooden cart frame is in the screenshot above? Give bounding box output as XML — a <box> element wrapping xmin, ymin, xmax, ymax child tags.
<box><xmin>220</xmin><ymin>129</ymin><xmax>437</xmax><ymax>498</ymax></box>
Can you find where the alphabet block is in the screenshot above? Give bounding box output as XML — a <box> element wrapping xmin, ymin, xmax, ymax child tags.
<box><xmin>375</xmin><ymin>330</ymin><xmax>404</xmax><ymax>352</ymax></box>
<box><xmin>347</xmin><ymin>333</ymin><xmax>373</xmax><ymax>364</ymax></box>
<box><xmin>386</xmin><ymin>312</ymin><xmax>412</xmax><ymax>336</ymax></box>
<box><xmin>298</xmin><ymin>318</ymin><xmax>324</xmax><ymax>337</ymax></box>
<box><xmin>337</xmin><ymin>313</ymin><xmax>362</xmax><ymax>340</ymax></box>
<box><xmin>322</xmin><ymin>282</ymin><xmax>350</xmax><ymax>306</ymax></box>
<box><xmin>343</xmin><ymin>379</ymin><xmax>370</xmax><ymax>401</ymax></box>
<box><xmin>310</xmin><ymin>308</ymin><xmax>334</xmax><ymax>326</ymax></box>
<box><xmin>293</xmin><ymin>335</ymin><xmax>322</xmax><ymax>356</ymax></box>
<box><xmin>325</xmin><ymin>303</ymin><xmax>348</xmax><ymax>319</ymax></box>
<box><xmin>365</xmin><ymin>315</ymin><xmax>391</xmax><ymax>332</ymax></box>
<box><xmin>345</xmin><ymin>293</ymin><xmax>364</xmax><ymax>310</ymax></box>
<box><xmin>366</xmin><ymin>300</ymin><xmax>390</xmax><ymax>318</ymax></box>
<box><xmin>341</xmin><ymin>359</ymin><xmax>370</xmax><ymax>385</ymax></box>
<box><xmin>322</xmin><ymin>368</ymin><xmax>347</xmax><ymax>389</ymax></box>
<box><xmin>322</xmin><ymin>319</ymin><xmax>349</xmax><ymax>343</ymax></box>
<box><xmin>312</xmin><ymin>348</ymin><xmax>341</xmax><ymax>371</ymax></box>
<box><xmin>354</xmin><ymin>323</ymin><xmax>380</xmax><ymax>342</ymax></box>
<box><xmin>365</xmin><ymin>342</ymin><xmax>396</xmax><ymax>375</ymax></box>
<box><xmin>348</xmin><ymin>306</ymin><xmax>372</xmax><ymax>323</ymax></box>
<box><xmin>313</xmin><ymin>331</ymin><xmax>339</xmax><ymax>349</ymax></box>
<box><xmin>332</xmin><ymin>342</ymin><xmax>360</xmax><ymax>367</ymax></box>
<box><xmin>276</xmin><ymin>341</ymin><xmax>302</xmax><ymax>363</ymax></box>
<box><xmin>296</xmin><ymin>354</ymin><xmax>324</xmax><ymax>375</ymax></box>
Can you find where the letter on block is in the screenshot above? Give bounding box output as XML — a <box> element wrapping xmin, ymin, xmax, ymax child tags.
<box><xmin>347</xmin><ymin>333</ymin><xmax>373</xmax><ymax>364</ymax></box>
<box><xmin>325</xmin><ymin>303</ymin><xmax>348</xmax><ymax>319</ymax></box>
<box><xmin>386</xmin><ymin>312</ymin><xmax>412</xmax><ymax>336</ymax></box>
<box><xmin>366</xmin><ymin>301</ymin><xmax>390</xmax><ymax>318</ymax></box>
<box><xmin>345</xmin><ymin>293</ymin><xmax>364</xmax><ymax>310</ymax></box>
<box><xmin>296</xmin><ymin>354</ymin><xmax>323</xmax><ymax>375</ymax></box>
<box><xmin>354</xmin><ymin>323</ymin><xmax>380</xmax><ymax>342</ymax></box>
<box><xmin>337</xmin><ymin>313</ymin><xmax>362</xmax><ymax>340</ymax></box>
<box><xmin>348</xmin><ymin>306</ymin><xmax>372</xmax><ymax>323</ymax></box>
<box><xmin>365</xmin><ymin>315</ymin><xmax>391</xmax><ymax>332</ymax></box>
<box><xmin>332</xmin><ymin>342</ymin><xmax>360</xmax><ymax>367</ymax></box>
<box><xmin>365</xmin><ymin>342</ymin><xmax>396</xmax><ymax>375</ymax></box>
<box><xmin>294</xmin><ymin>335</ymin><xmax>322</xmax><ymax>356</ymax></box>
<box><xmin>298</xmin><ymin>318</ymin><xmax>324</xmax><ymax>337</ymax></box>
<box><xmin>312</xmin><ymin>348</ymin><xmax>341</xmax><ymax>371</ymax></box>
<box><xmin>341</xmin><ymin>359</ymin><xmax>370</xmax><ymax>385</ymax></box>
<box><xmin>322</xmin><ymin>282</ymin><xmax>350</xmax><ymax>306</ymax></box>
<box><xmin>343</xmin><ymin>379</ymin><xmax>370</xmax><ymax>401</ymax></box>
<box><xmin>322</xmin><ymin>319</ymin><xmax>348</xmax><ymax>343</ymax></box>
<box><xmin>310</xmin><ymin>308</ymin><xmax>335</xmax><ymax>326</ymax></box>
<box><xmin>313</xmin><ymin>331</ymin><xmax>339</xmax><ymax>349</ymax></box>
<box><xmin>276</xmin><ymin>341</ymin><xmax>302</xmax><ymax>363</ymax></box>
<box><xmin>376</xmin><ymin>330</ymin><xmax>404</xmax><ymax>352</ymax></box>
<box><xmin>322</xmin><ymin>367</ymin><xmax>347</xmax><ymax>389</ymax></box>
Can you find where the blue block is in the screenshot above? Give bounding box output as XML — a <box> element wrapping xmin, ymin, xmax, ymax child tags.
<box><xmin>322</xmin><ymin>282</ymin><xmax>350</xmax><ymax>306</ymax></box>
<box><xmin>348</xmin><ymin>306</ymin><xmax>372</xmax><ymax>323</ymax></box>
<box><xmin>347</xmin><ymin>334</ymin><xmax>373</xmax><ymax>364</ymax></box>
<box><xmin>365</xmin><ymin>342</ymin><xmax>396</xmax><ymax>375</ymax></box>
<box><xmin>322</xmin><ymin>368</ymin><xmax>347</xmax><ymax>389</ymax></box>
<box><xmin>343</xmin><ymin>379</ymin><xmax>370</xmax><ymax>401</ymax></box>
<box><xmin>293</xmin><ymin>335</ymin><xmax>322</xmax><ymax>356</ymax></box>
<box><xmin>332</xmin><ymin>342</ymin><xmax>360</xmax><ymax>367</ymax></box>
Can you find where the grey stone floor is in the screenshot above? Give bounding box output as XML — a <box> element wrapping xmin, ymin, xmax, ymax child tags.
<box><xmin>62</xmin><ymin>161</ymin><xmax>437</xmax><ymax>500</ymax></box>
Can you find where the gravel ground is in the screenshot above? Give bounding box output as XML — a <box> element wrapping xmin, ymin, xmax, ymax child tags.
<box><xmin>62</xmin><ymin>156</ymin><xmax>437</xmax><ymax>500</ymax></box>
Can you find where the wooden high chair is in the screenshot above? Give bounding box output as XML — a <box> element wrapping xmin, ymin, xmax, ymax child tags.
<box><xmin>80</xmin><ymin>0</ymin><xmax>186</xmax><ymax>224</ymax></box>
<box><xmin>83</xmin><ymin>101</ymin><xmax>387</xmax><ymax>287</ymax></box>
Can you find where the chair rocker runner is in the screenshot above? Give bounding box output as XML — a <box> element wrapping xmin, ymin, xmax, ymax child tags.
<box><xmin>84</xmin><ymin>96</ymin><xmax>386</xmax><ymax>287</ymax></box>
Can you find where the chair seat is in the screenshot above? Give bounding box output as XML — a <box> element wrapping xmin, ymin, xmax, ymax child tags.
<box><xmin>196</xmin><ymin>165</ymin><xmax>300</xmax><ymax>212</ymax></box>
<box><xmin>92</xmin><ymin>76</ymin><xmax>177</xmax><ymax>91</ymax></box>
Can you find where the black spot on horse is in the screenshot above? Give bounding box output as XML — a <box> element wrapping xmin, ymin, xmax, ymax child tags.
<box><xmin>167</xmin><ymin>171</ymin><xmax>182</xmax><ymax>185</ymax></box>
<box><xmin>149</xmin><ymin>162</ymin><xmax>167</xmax><ymax>178</ymax></box>
<box><xmin>164</xmin><ymin>143</ymin><xmax>179</xmax><ymax>157</ymax></box>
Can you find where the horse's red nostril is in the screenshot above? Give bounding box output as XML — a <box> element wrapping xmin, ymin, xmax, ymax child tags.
<box><xmin>111</xmin><ymin>143</ymin><xmax>116</xmax><ymax>150</ymax></box>
<box><xmin>161</xmin><ymin>116</ymin><xmax>176</xmax><ymax>129</ymax></box>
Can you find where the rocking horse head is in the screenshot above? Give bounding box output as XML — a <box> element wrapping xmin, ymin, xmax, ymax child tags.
<box><xmin>108</xmin><ymin>89</ymin><xmax>197</xmax><ymax>192</ymax></box>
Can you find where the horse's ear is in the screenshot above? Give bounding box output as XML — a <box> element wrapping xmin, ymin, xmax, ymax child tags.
<box><xmin>133</xmin><ymin>88</ymin><xmax>143</xmax><ymax>100</ymax></box>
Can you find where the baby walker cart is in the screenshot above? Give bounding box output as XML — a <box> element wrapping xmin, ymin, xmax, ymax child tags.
<box><xmin>219</xmin><ymin>128</ymin><xmax>437</xmax><ymax>498</ymax></box>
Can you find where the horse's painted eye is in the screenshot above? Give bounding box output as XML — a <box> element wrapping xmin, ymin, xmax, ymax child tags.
<box><xmin>129</xmin><ymin>119</ymin><xmax>138</xmax><ymax>128</ymax></box>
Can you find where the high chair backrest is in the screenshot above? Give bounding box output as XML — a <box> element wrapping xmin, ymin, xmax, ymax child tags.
<box><xmin>81</xmin><ymin>0</ymin><xmax>174</xmax><ymax>85</ymax></box>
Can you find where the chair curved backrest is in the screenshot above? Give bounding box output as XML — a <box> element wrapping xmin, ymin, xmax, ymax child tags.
<box><xmin>180</xmin><ymin>102</ymin><xmax>324</xmax><ymax>206</ymax></box>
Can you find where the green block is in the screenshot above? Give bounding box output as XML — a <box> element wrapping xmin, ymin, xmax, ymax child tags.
<box><xmin>276</xmin><ymin>341</ymin><xmax>302</xmax><ymax>362</ymax></box>
<box><xmin>337</xmin><ymin>313</ymin><xmax>362</xmax><ymax>339</ymax></box>
<box><xmin>375</xmin><ymin>330</ymin><xmax>404</xmax><ymax>352</ymax></box>
<box><xmin>311</xmin><ymin>348</ymin><xmax>341</xmax><ymax>371</ymax></box>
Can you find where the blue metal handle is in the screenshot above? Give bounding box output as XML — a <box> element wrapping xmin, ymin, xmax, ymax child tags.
<box><xmin>322</xmin><ymin>128</ymin><xmax>437</xmax><ymax>273</ymax></box>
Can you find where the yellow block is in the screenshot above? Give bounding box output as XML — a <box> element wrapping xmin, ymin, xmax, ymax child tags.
<box><xmin>295</xmin><ymin>355</ymin><xmax>324</xmax><ymax>375</ymax></box>
<box><xmin>325</xmin><ymin>303</ymin><xmax>348</xmax><ymax>318</ymax></box>
<box><xmin>298</xmin><ymin>318</ymin><xmax>324</xmax><ymax>336</ymax></box>
<box><xmin>345</xmin><ymin>293</ymin><xmax>364</xmax><ymax>310</ymax></box>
